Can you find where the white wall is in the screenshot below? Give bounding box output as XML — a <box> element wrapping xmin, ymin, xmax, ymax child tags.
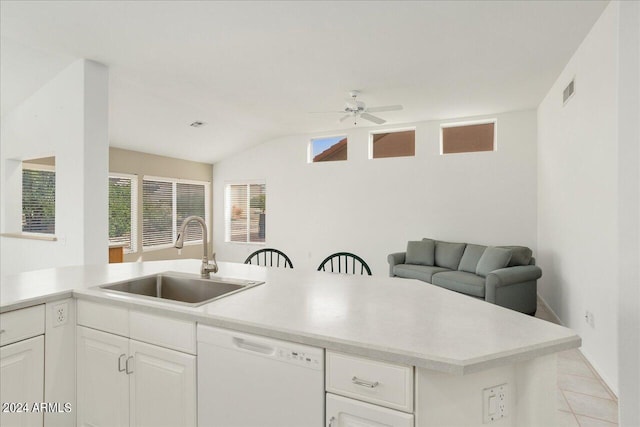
<box><xmin>0</xmin><ymin>59</ymin><xmax>109</xmax><ymax>276</ymax></box>
<box><xmin>537</xmin><ymin>2</ymin><xmax>619</xmax><ymax>393</ymax></box>
<box><xmin>616</xmin><ymin>1</ymin><xmax>640</xmax><ymax>424</ymax></box>
<box><xmin>213</xmin><ymin>110</ymin><xmax>538</xmax><ymax>276</ymax></box>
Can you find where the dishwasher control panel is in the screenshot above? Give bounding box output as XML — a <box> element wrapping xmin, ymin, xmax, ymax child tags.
<box><xmin>278</xmin><ymin>347</ymin><xmax>323</xmax><ymax>370</ymax></box>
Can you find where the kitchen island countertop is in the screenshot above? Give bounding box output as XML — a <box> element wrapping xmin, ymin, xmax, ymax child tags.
<box><xmin>0</xmin><ymin>259</ymin><xmax>579</xmax><ymax>374</ymax></box>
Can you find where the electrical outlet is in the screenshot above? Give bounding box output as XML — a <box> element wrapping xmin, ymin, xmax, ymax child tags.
<box><xmin>53</xmin><ymin>302</ymin><xmax>68</xmax><ymax>327</ymax></box>
<box><xmin>483</xmin><ymin>383</ymin><xmax>508</xmax><ymax>423</ymax></box>
<box><xmin>585</xmin><ymin>310</ymin><xmax>595</xmax><ymax>328</ymax></box>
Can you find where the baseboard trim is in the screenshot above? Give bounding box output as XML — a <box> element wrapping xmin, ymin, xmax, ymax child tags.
<box><xmin>536</xmin><ymin>294</ymin><xmax>563</xmax><ymax>325</ymax></box>
<box><xmin>536</xmin><ymin>293</ymin><xmax>619</xmax><ymax>399</ymax></box>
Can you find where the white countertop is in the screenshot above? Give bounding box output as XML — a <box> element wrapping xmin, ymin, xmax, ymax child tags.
<box><xmin>0</xmin><ymin>259</ymin><xmax>580</xmax><ymax>375</ymax></box>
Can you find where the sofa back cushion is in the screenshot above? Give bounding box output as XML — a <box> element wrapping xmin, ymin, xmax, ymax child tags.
<box><xmin>434</xmin><ymin>240</ymin><xmax>466</xmax><ymax>270</ymax></box>
<box><xmin>406</xmin><ymin>239</ymin><xmax>435</xmax><ymax>266</ymax></box>
<box><xmin>498</xmin><ymin>245</ymin><xmax>533</xmax><ymax>266</ymax></box>
<box><xmin>458</xmin><ymin>244</ymin><xmax>488</xmax><ymax>273</ymax></box>
<box><xmin>476</xmin><ymin>247</ymin><xmax>512</xmax><ymax>277</ymax></box>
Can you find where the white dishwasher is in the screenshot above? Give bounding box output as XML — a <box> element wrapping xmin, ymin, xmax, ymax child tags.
<box><xmin>198</xmin><ymin>324</ymin><xmax>324</xmax><ymax>427</ymax></box>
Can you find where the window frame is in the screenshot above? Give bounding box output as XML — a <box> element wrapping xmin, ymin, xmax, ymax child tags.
<box><xmin>368</xmin><ymin>127</ymin><xmax>416</xmax><ymax>159</ymax></box>
<box><xmin>141</xmin><ymin>175</ymin><xmax>210</xmax><ymax>252</ymax></box>
<box><xmin>224</xmin><ymin>180</ymin><xmax>266</xmax><ymax>245</ymax></box>
<box><xmin>439</xmin><ymin>118</ymin><xmax>498</xmax><ymax>155</ymax></box>
<box><xmin>108</xmin><ymin>172</ymin><xmax>138</xmax><ymax>254</ymax></box>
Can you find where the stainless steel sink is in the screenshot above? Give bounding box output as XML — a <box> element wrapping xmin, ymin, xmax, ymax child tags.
<box><xmin>99</xmin><ymin>272</ymin><xmax>263</xmax><ymax>306</ymax></box>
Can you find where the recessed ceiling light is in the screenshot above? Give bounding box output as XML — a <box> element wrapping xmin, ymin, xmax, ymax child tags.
<box><xmin>190</xmin><ymin>121</ymin><xmax>206</xmax><ymax>128</ymax></box>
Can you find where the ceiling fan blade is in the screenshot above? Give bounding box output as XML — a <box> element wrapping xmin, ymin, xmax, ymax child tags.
<box><xmin>360</xmin><ymin>113</ymin><xmax>386</xmax><ymax>125</ymax></box>
<box><xmin>366</xmin><ymin>105</ymin><xmax>403</xmax><ymax>113</ymax></box>
<box><xmin>308</xmin><ymin>111</ymin><xmax>346</xmax><ymax>114</ymax></box>
<box><xmin>339</xmin><ymin>114</ymin><xmax>351</xmax><ymax>123</ymax></box>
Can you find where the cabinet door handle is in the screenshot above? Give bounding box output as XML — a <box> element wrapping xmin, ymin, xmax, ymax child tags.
<box><xmin>352</xmin><ymin>376</ymin><xmax>379</xmax><ymax>388</ymax></box>
<box><xmin>328</xmin><ymin>416</ymin><xmax>336</xmax><ymax>427</ymax></box>
<box><xmin>126</xmin><ymin>356</ymin><xmax>134</xmax><ymax>374</ymax></box>
<box><xmin>118</xmin><ymin>354</ymin><xmax>126</xmax><ymax>372</ymax></box>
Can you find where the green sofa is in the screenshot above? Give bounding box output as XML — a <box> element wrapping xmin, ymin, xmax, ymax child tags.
<box><xmin>388</xmin><ymin>239</ymin><xmax>542</xmax><ymax>315</ymax></box>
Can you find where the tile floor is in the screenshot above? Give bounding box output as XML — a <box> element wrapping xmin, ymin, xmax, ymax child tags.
<box><xmin>535</xmin><ymin>301</ymin><xmax>619</xmax><ymax>426</ymax></box>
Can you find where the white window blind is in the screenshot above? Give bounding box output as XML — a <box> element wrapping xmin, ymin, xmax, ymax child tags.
<box><xmin>109</xmin><ymin>175</ymin><xmax>138</xmax><ymax>253</ymax></box>
<box><xmin>22</xmin><ymin>167</ymin><xmax>55</xmax><ymax>234</ymax></box>
<box><xmin>142</xmin><ymin>177</ymin><xmax>209</xmax><ymax>250</ymax></box>
<box><xmin>225</xmin><ymin>183</ymin><xmax>266</xmax><ymax>243</ymax></box>
<box><xmin>176</xmin><ymin>182</ymin><xmax>206</xmax><ymax>242</ymax></box>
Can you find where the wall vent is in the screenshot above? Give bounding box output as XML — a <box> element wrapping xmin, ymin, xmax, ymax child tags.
<box><xmin>563</xmin><ymin>79</ymin><xmax>575</xmax><ymax>105</ymax></box>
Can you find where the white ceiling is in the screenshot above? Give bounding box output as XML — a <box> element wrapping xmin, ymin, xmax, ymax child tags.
<box><xmin>1</xmin><ymin>1</ymin><xmax>608</xmax><ymax>164</ymax></box>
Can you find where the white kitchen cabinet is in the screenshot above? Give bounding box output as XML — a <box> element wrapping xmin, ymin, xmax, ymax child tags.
<box><xmin>77</xmin><ymin>326</ymin><xmax>129</xmax><ymax>427</ymax></box>
<box><xmin>326</xmin><ymin>351</ymin><xmax>414</xmax><ymax>427</ymax></box>
<box><xmin>0</xmin><ymin>335</ymin><xmax>45</xmax><ymax>427</ymax></box>
<box><xmin>327</xmin><ymin>393</ymin><xmax>414</xmax><ymax>427</ymax></box>
<box><xmin>76</xmin><ymin>302</ymin><xmax>196</xmax><ymax>427</ymax></box>
<box><xmin>129</xmin><ymin>340</ymin><xmax>196</xmax><ymax>427</ymax></box>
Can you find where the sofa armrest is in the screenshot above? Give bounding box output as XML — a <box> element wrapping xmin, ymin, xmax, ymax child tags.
<box><xmin>387</xmin><ymin>252</ymin><xmax>406</xmax><ymax>277</ymax></box>
<box><xmin>485</xmin><ymin>265</ymin><xmax>542</xmax><ymax>314</ymax></box>
<box><xmin>486</xmin><ymin>265</ymin><xmax>542</xmax><ymax>288</ymax></box>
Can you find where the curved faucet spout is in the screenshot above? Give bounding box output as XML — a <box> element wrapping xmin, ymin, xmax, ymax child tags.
<box><xmin>175</xmin><ymin>215</ymin><xmax>218</xmax><ymax>278</ymax></box>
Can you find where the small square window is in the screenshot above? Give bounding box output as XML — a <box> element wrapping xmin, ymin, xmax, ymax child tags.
<box><xmin>441</xmin><ymin>120</ymin><xmax>496</xmax><ymax>154</ymax></box>
<box><xmin>309</xmin><ymin>136</ymin><xmax>347</xmax><ymax>162</ymax></box>
<box><xmin>370</xmin><ymin>130</ymin><xmax>415</xmax><ymax>159</ymax></box>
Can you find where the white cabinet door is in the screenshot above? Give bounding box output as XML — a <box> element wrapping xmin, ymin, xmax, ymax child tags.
<box><xmin>129</xmin><ymin>339</ymin><xmax>196</xmax><ymax>427</ymax></box>
<box><xmin>0</xmin><ymin>335</ymin><xmax>44</xmax><ymax>427</ymax></box>
<box><xmin>327</xmin><ymin>393</ymin><xmax>414</xmax><ymax>427</ymax></box>
<box><xmin>77</xmin><ymin>326</ymin><xmax>129</xmax><ymax>427</ymax></box>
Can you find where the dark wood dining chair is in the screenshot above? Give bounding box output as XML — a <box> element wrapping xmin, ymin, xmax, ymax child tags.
<box><xmin>244</xmin><ymin>248</ymin><xmax>294</xmax><ymax>268</ymax></box>
<box><xmin>317</xmin><ymin>252</ymin><xmax>372</xmax><ymax>275</ymax></box>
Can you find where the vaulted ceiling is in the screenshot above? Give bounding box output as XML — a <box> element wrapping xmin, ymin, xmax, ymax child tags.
<box><xmin>1</xmin><ymin>1</ymin><xmax>608</xmax><ymax>163</ymax></box>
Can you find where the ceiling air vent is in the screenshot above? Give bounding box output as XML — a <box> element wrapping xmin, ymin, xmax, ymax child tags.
<box><xmin>563</xmin><ymin>79</ymin><xmax>575</xmax><ymax>105</ymax></box>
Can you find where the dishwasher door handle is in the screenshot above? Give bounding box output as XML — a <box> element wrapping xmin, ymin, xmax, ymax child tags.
<box><xmin>232</xmin><ymin>337</ymin><xmax>275</xmax><ymax>355</ymax></box>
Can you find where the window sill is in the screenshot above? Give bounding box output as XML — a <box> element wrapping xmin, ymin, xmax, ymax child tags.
<box><xmin>224</xmin><ymin>241</ymin><xmax>266</xmax><ymax>246</ymax></box>
<box><xmin>1</xmin><ymin>232</ymin><xmax>58</xmax><ymax>242</ymax></box>
<box><xmin>142</xmin><ymin>240</ymin><xmax>205</xmax><ymax>253</ymax></box>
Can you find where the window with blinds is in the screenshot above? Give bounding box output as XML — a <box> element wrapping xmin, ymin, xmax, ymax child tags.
<box><xmin>109</xmin><ymin>175</ymin><xmax>137</xmax><ymax>253</ymax></box>
<box><xmin>22</xmin><ymin>164</ymin><xmax>56</xmax><ymax>234</ymax></box>
<box><xmin>225</xmin><ymin>183</ymin><xmax>266</xmax><ymax>243</ymax></box>
<box><xmin>142</xmin><ymin>177</ymin><xmax>210</xmax><ymax>250</ymax></box>
<box><xmin>176</xmin><ymin>182</ymin><xmax>206</xmax><ymax>242</ymax></box>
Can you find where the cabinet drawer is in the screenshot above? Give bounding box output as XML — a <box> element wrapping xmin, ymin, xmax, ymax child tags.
<box><xmin>130</xmin><ymin>311</ymin><xmax>196</xmax><ymax>354</ymax></box>
<box><xmin>326</xmin><ymin>393</ymin><xmax>414</xmax><ymax>427</ymax></box>
<box><xmin>326</xmin><ymin>351</ymin><xmax>413</xmax><ymax>412</ymax></box>
<box><xmin>77</xmin><ymin>300</ymin><xmax>129</xmax><ymax>337</ymax></box>
<box><xmin>0</xmin><ymin>304</ymin><xmax>45</xmax><ymax>346</ymax></box>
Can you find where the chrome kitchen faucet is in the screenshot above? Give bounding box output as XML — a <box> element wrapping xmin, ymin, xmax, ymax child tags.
<box><xmin>175</xmin><ymin>215</ymin><xmax>218</xmax><ymax>278</ymax></box>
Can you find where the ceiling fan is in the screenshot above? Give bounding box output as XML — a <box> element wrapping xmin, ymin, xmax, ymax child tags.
<box><xmin>313</xmin><ymin>90</ymin><xmax>403</xmax><ymax>125</ymax></box>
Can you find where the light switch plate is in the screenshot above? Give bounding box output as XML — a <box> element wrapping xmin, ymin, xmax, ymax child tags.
<box><xmin>483</xmin><ymin>383</ymin><xmax>508</xmax><ymax>423</ymax></box>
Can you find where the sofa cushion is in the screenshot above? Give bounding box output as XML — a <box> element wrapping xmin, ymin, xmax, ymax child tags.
<box><xmin>393</xmin><ymin>264</ymin><xmax>450</xmax><ymax>283</ymax></box>
<box><xmin>405</xmin><ymin>240</ymin><xmax>435</xmax><ymax>266</ymax></box>
<box><xmin>498</xmin><ymin>245</ymin><xmax>533</xmax><ymax>266</ymax></box>
<box><xmin>434</xmin><ymin>241</ymin><xmax>466</xmax><ymax>270</ymax></box>
<box><xmin>476</xmin><ymin>247</ymin><xmax>512</xmax><ymax>277</ymax></box>
<box><xmin>432</xmin><ymin>271</ymin><xmax>486</xmax><ymax>298</ymax></box>
<box><xmin>458</xmin><ymin>244</ymin><xmax>487</xmax><ymax>273</ymax></box>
